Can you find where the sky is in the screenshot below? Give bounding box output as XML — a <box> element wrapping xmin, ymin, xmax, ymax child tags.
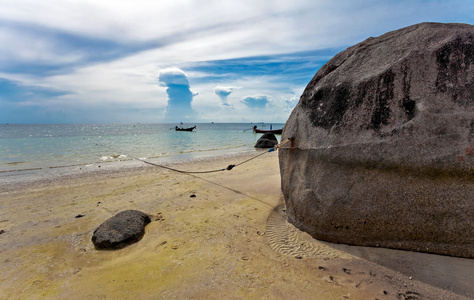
<box><xmin>1</xmin><ymin>0</ymin><xmax>473</xmax><ymax>124</ymax></box>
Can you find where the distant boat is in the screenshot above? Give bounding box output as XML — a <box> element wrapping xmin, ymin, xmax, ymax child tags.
<box><xmin>252</xmin><ymin>126</ymin><xmax>282</xmax><ymax>134</ymax></box>
<box><xmin>175</xmin><ymin>125</ymin><xmax>196</xmax><ymax>132</ymax></box>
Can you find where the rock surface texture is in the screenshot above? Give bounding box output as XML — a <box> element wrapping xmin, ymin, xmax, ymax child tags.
<box><xmin>255</xmin><ymin>133</ymin><xmax>278</xmax><ymax>148</ymax></box>
<box><xmin>279</xmin><ymin>23</ymin><xmax>474</xmax><ymax>258</ymax></box>
<box><xmin>92</xmin><ymin>210</ymin><xmax>151</xmax><ymax>250</ymax></box>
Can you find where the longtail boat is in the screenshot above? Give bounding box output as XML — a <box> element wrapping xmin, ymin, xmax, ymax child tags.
<box><xmin>175</xmin><ymin>126</ymin><xmax>196</xmax><ymax>132</ymax></box>
<box><xmin>253</xmin><ymin>126</ymin><xmax>282</xmax><ymax>134</ymax></box>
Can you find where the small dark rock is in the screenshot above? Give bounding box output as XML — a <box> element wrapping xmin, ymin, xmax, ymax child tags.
<box><xmin>255</xmin><ymin>133</ymin><xmax>278</xmax><ymax>148</ymax></box>
<box><xmin>190</xmin><ymin>194</ymin><xmax>196</xmax><ymax>198</ymax></box>
<box><xmin>0</xmin><ymin>230</ymin><xmax>5</xmax><ymax>235</ymax></box>
<box><xmin>75</xmin><ymin>214</ymin><xmax>85</xmax><ymax>218</ymax></box>
<box><xmin>92</xmin><ymin>210</ymin><xmax>151</xmax><ymax>250</ymax></box>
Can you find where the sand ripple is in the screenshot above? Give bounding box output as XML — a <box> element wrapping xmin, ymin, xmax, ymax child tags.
<box><xmin>266</xmin><ymin>202</ymin><xmax>351</xmax><ymax>259</ymax></box>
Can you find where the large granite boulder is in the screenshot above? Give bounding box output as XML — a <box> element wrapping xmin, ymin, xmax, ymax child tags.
<box><xmin>279</xmin><ymin>23</ymin><xmax>474</xmax><ymax>258</ymax></box>
<box><xmin>255</xmin><ymin>133</ymin><xmax>278</xmax><ymax>148</ymax></box>
<box><xmin>92</xmin><ymin>210</ymin><xmax>151</xmax><ymax>250</ymax></box>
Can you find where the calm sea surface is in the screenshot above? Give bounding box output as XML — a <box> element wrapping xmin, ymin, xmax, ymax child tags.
<box><xmin>0</xmin><ymin>123</ymin><xmax>284</xmax><ymax>174</ymax></box>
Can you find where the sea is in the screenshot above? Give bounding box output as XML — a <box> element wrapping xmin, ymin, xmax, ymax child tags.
<box><xmin>0</xmin><ymin>123</ymin><xmax>285</xmax><ymax>176</ymax></box>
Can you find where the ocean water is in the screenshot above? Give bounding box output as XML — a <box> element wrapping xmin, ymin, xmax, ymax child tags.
<box><xmin>0</xmin><ymin>123</ymin><xmax>284</xmax><ymax>174</ymax></box>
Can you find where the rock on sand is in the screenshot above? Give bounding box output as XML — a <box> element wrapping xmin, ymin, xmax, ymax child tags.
<box><xmin>255</xmin><ymin>133</ymin><xmax>278</xmax><ymax>148</ymax></box>
<box><xmin>92</xmin><ymin>210</ymin><xmax>151</xmax><ymax>250</ymax></box>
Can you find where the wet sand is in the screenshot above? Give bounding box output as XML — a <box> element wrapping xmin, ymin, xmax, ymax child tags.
<box><xmin>0</xmin><ymin>152</ymin><xmax>472</xmax><ymax>299</ymax></box>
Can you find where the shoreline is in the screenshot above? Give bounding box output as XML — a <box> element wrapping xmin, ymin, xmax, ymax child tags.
<box><xmin>0</xmin><ymin>149</ymin><xmax>261</xmax><ymax>191</ymax></box>
<box><xmin>0</xmin><ymin>143</ymin><xmax>256</xmax><ymax>174</ymax></box>
<box><xmin>1</xmin><ymin>152</ymin><xmax>472</xmax><ymax>299</ymax></box>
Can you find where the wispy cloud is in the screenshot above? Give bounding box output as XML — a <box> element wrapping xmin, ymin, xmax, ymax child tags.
<box><xmin>0</xmin><ymin>78</ymin><xmax>69</xmax><ymax>100</ymax></box>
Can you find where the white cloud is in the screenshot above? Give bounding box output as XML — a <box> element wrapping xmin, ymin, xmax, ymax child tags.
<box><xmin>214</xmin><ymin>86</ymin><xmax>233</xmax><ymax>98</ymax></box>
<box><xmin>214</xmin><ymin>85</ymin><xmax>241</xmax><ymax>105</ymax></box>
<box><xmin>241</xmin><ymin>95</ymin><xmax>270</xmax><ymax>109</ymax></box>
<box><xmin>158</xmin><ymin>68</ymin><xmax>190</xmax><ymax>87</ymax></box>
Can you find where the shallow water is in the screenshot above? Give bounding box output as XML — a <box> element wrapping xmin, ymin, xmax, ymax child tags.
<box><xmin>0</xmin><ymin>123</ymin><xmax>284</xmax><ymax>174</ymax></box>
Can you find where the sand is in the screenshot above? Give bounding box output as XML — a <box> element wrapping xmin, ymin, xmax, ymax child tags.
<box><xmin>0</xmin><ymin>152</ymin><xmax>473</xmax><ymax>299</ymax></box>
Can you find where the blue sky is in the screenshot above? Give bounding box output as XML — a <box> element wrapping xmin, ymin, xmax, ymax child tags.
<box><xmin>1</xmin><ymin>0</ymin><xmax>473</xmax><ymax>124</ymax></box>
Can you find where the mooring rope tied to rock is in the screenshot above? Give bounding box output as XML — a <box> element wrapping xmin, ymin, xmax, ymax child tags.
<box><xmin>89</xmin><ymin>137</ymin><xmax>294</xmax><ymax>175</ymax></box>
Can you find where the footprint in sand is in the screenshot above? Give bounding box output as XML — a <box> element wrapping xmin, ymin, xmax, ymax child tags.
<box><xmin>397</xmin><ymin>291</ymin><xmax>421</xmax><ymax>300</ymax></box>
<box><xmin>265</xmin><ymin>203</ymin><xmax>352</xmax><ymax>259</ymax></box>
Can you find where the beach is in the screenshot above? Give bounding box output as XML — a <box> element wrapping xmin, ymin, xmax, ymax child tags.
<box><xmin>0</xmin><ymin>152</ymin><xmax>472</xmax><ymax>299</ymax></box>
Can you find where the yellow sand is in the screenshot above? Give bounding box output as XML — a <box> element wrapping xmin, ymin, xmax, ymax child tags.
<box><xmin>0</xmin><ymin>152</ymin><xmax>472</xmax><ymax>299</ymax></box>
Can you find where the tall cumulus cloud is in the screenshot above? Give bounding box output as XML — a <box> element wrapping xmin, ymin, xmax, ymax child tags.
<box><xmin>158</xmin><ymin>68</ymin><xmax>196</xmax><ymax>122</ymax></box>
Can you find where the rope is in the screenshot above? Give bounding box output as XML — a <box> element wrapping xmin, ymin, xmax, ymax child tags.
<box><xmin>233</xmin><ymin>138</ymin><xmax>292</xmax><ymax>168</ymax></box>
<box><xmin>89</xmin><ymin>138</ymin><xmax>293</xmax><ymax>175</ymax></box>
